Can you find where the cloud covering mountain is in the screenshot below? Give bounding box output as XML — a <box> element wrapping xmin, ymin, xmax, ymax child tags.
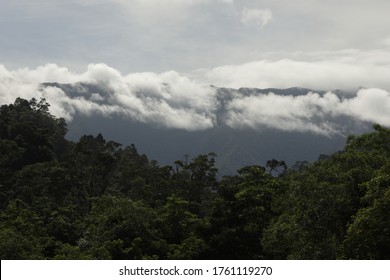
<box><xmin>2</xmin><ymin>1</ymin><xmax>390</xmax><ymax>174</ymax></box>
<box><xmin>1</xmin><ymin>63</ymin><xmax>390</xmax><ymax>136</ymax></box>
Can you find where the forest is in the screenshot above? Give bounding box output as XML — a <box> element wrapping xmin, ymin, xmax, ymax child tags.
<box><xmin>0</xmin><ymin>97</ymin><xmax>389</xmax><ymax>260</ymax></box>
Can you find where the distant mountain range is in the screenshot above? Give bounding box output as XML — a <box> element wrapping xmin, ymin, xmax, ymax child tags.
<box><xmin>42</xmin><ymin>82</ymin><xmax>373</xmax><ymax>176</ymax></box>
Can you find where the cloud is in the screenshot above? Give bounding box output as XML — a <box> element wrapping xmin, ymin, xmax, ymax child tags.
<box><xmin>224</xmin><ymin>88</ymin><xmax>390</xmax><ymax>135</ymax></box>
<box><xmin>1</xmin><ymin>63</ymin><xmax>390</xmax><ymax>135</ymax></box>
<box><xmin>225</xmin><ymin>91</ymin><xmax>353</xmax><ymax>135</ymax></box>
<box><xmin>0</xmin><ymin>63</ymin><xmax>217</xmax><ymax>131</ymax></box>
<box><xmin>200</xmin><ymin>49</ymin><xmax>390</xmax><ymax>91</ymax></box>
<box><xmin>225</xmin><ymin>92</ymin><xmax>340</xmax><ymax>135</ymax></box>
<box><xmin>3</xmin><ymin>0</ymin><xmax>390</xmax><ymax>75</ymax></box>
<box><xmin>341</xmin><ymin>88</ymin><xmax>390</xmax><ymax>126</ymax></box>
<box><xmin>241</xmin><ymin>8</ymin><xmax>273</xmax><ymax>28</ymax></box>
<box><xmin>110</xmin><ymin>0</ymin><xmax>212</xmax><ymax>27</ymax></box>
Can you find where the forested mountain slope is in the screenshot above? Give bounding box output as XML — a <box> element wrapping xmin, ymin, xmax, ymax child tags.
<box><xmin>42</xmin><ymin>82</ymin><xmax>369</xmax><ymax>175</ymax></box>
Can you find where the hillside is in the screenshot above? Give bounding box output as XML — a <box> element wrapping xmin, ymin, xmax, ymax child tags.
<box><xmin>42</xmin><ymin>82</ymin><xmax>372</xmax><ymax>175</ymax></box>
<box><xmin>1</xmin><ymin>97</ymin><xmax>389</xmax><ymax>259</ymax></box>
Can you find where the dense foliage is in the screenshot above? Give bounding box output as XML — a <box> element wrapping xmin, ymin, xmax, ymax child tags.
<box><xmin>1</xmin><ymin>98</ymin><xmax>389</xmax><ymax>259</ymax></box>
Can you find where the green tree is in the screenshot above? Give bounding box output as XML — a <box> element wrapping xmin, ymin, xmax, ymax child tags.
<box><xmin>82</xmin><ymin>195</ymin><xmax>165</xmax><ymax>259</ymax></box>
<box><xmin>0</xmin><ymin>97</ymin><xmax>67</xmax><ymax>166</ymax></box>
<box><xmin>0</xmin><ymin>199</ymin><xmax>48</xmax><ymax>259</ymax></box>
<box><xmin>263</xmin><ymin>125</ymin><xmax>390</xmax><ymax>259</ymax></box>
<box><xmin>172</xmin><ymin>153</ymin><xmax>217</xmax><ymax>216</ymax></box>
<box><xmin>343</xmin><ymin>169</ymin><xmax>390</xmax><ymax>259</ymax></box>
<box><xmin>207</xmin><ymin>165</ymin><xmax>279</xmax><ymax>259</ymax></box>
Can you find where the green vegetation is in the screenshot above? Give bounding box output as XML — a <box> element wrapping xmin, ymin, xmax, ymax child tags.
<box><xmin>1</xmin><ymin>98</ymin><xmax>389</xmax><ymax>259</ymax></box>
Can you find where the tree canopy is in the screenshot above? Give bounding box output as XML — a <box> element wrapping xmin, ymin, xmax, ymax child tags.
<box><xmin>1</xmin><ymin>98</ymin><xmax>389</xmax><ymax>259</ymax></box>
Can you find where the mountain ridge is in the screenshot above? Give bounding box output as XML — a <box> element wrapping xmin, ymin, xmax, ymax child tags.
<box><xmin>41</xmin><ymin>82</ymin><xmax>373</xmax><ymax>175</ymax></box>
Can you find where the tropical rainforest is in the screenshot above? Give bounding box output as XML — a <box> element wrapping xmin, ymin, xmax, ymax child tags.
<box><xmin>0</xmin><ymin>97</ymin><xmax>389</xmax><ymax>260</ymax></box>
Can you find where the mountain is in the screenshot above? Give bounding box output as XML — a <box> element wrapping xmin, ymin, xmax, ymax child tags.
<box><xmin>42</xmin><ymin>82</ymin><xmax>373</xmax><ymax>176</ymax></box>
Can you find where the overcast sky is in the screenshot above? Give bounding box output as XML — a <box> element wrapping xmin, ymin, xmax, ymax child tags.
<box><xmin>1</xmin><ymin>0</ymin><xmax>390</xmax><ymax>133</ymax></box>
<box><xmin>1</xmin><ymin>0</ymin><xmax>390</xmax><ymax>85</ymax></box>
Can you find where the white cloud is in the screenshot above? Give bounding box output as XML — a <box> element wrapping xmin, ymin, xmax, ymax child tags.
<box><xmin>341</xmin><ymin>88</ymin><xmax>390</xmax><ymax>126</ymax></box>
<box><xmin>200</xmin><ymin>49</ymin><xmax>390</xmax><ymax>91</ymax></box>
<box><xmin>111</xmin><ymin>0</ymin><xmax>211</xmax><ymax>27</ymax></box>
<box><xmin>225</xmin><ymin>92</ymin><xmax>341</xmax><ymax>135</ymax></box>
<box><xmin>224</xmin><ymin>88</ymin><xmax>390</xmax><ymax>135</ymax></box>
<box><xmin>241</xmin><ymin>8</ymin><xmax>273</xmax><ymax>28</ymax></box>
<box><xmin>0</xmin><ymin>63</ymin><xmax>217</xmax><ymax>131</ymax></box>
<box><xmin>2</xmin><ymin>0</ymin><xmax>390</xmax><ymax>74</ymax></box>
<box><xmin>2</xmin><ymin>63</ymin><xmax>390</xmax><ymax>136</ymax></box>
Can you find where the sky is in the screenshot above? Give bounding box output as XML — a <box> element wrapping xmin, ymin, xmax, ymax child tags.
<box><xmin>1</xmin><ymin>0</ymin><xmax>390</xmax><ymax>134</ymax></box>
